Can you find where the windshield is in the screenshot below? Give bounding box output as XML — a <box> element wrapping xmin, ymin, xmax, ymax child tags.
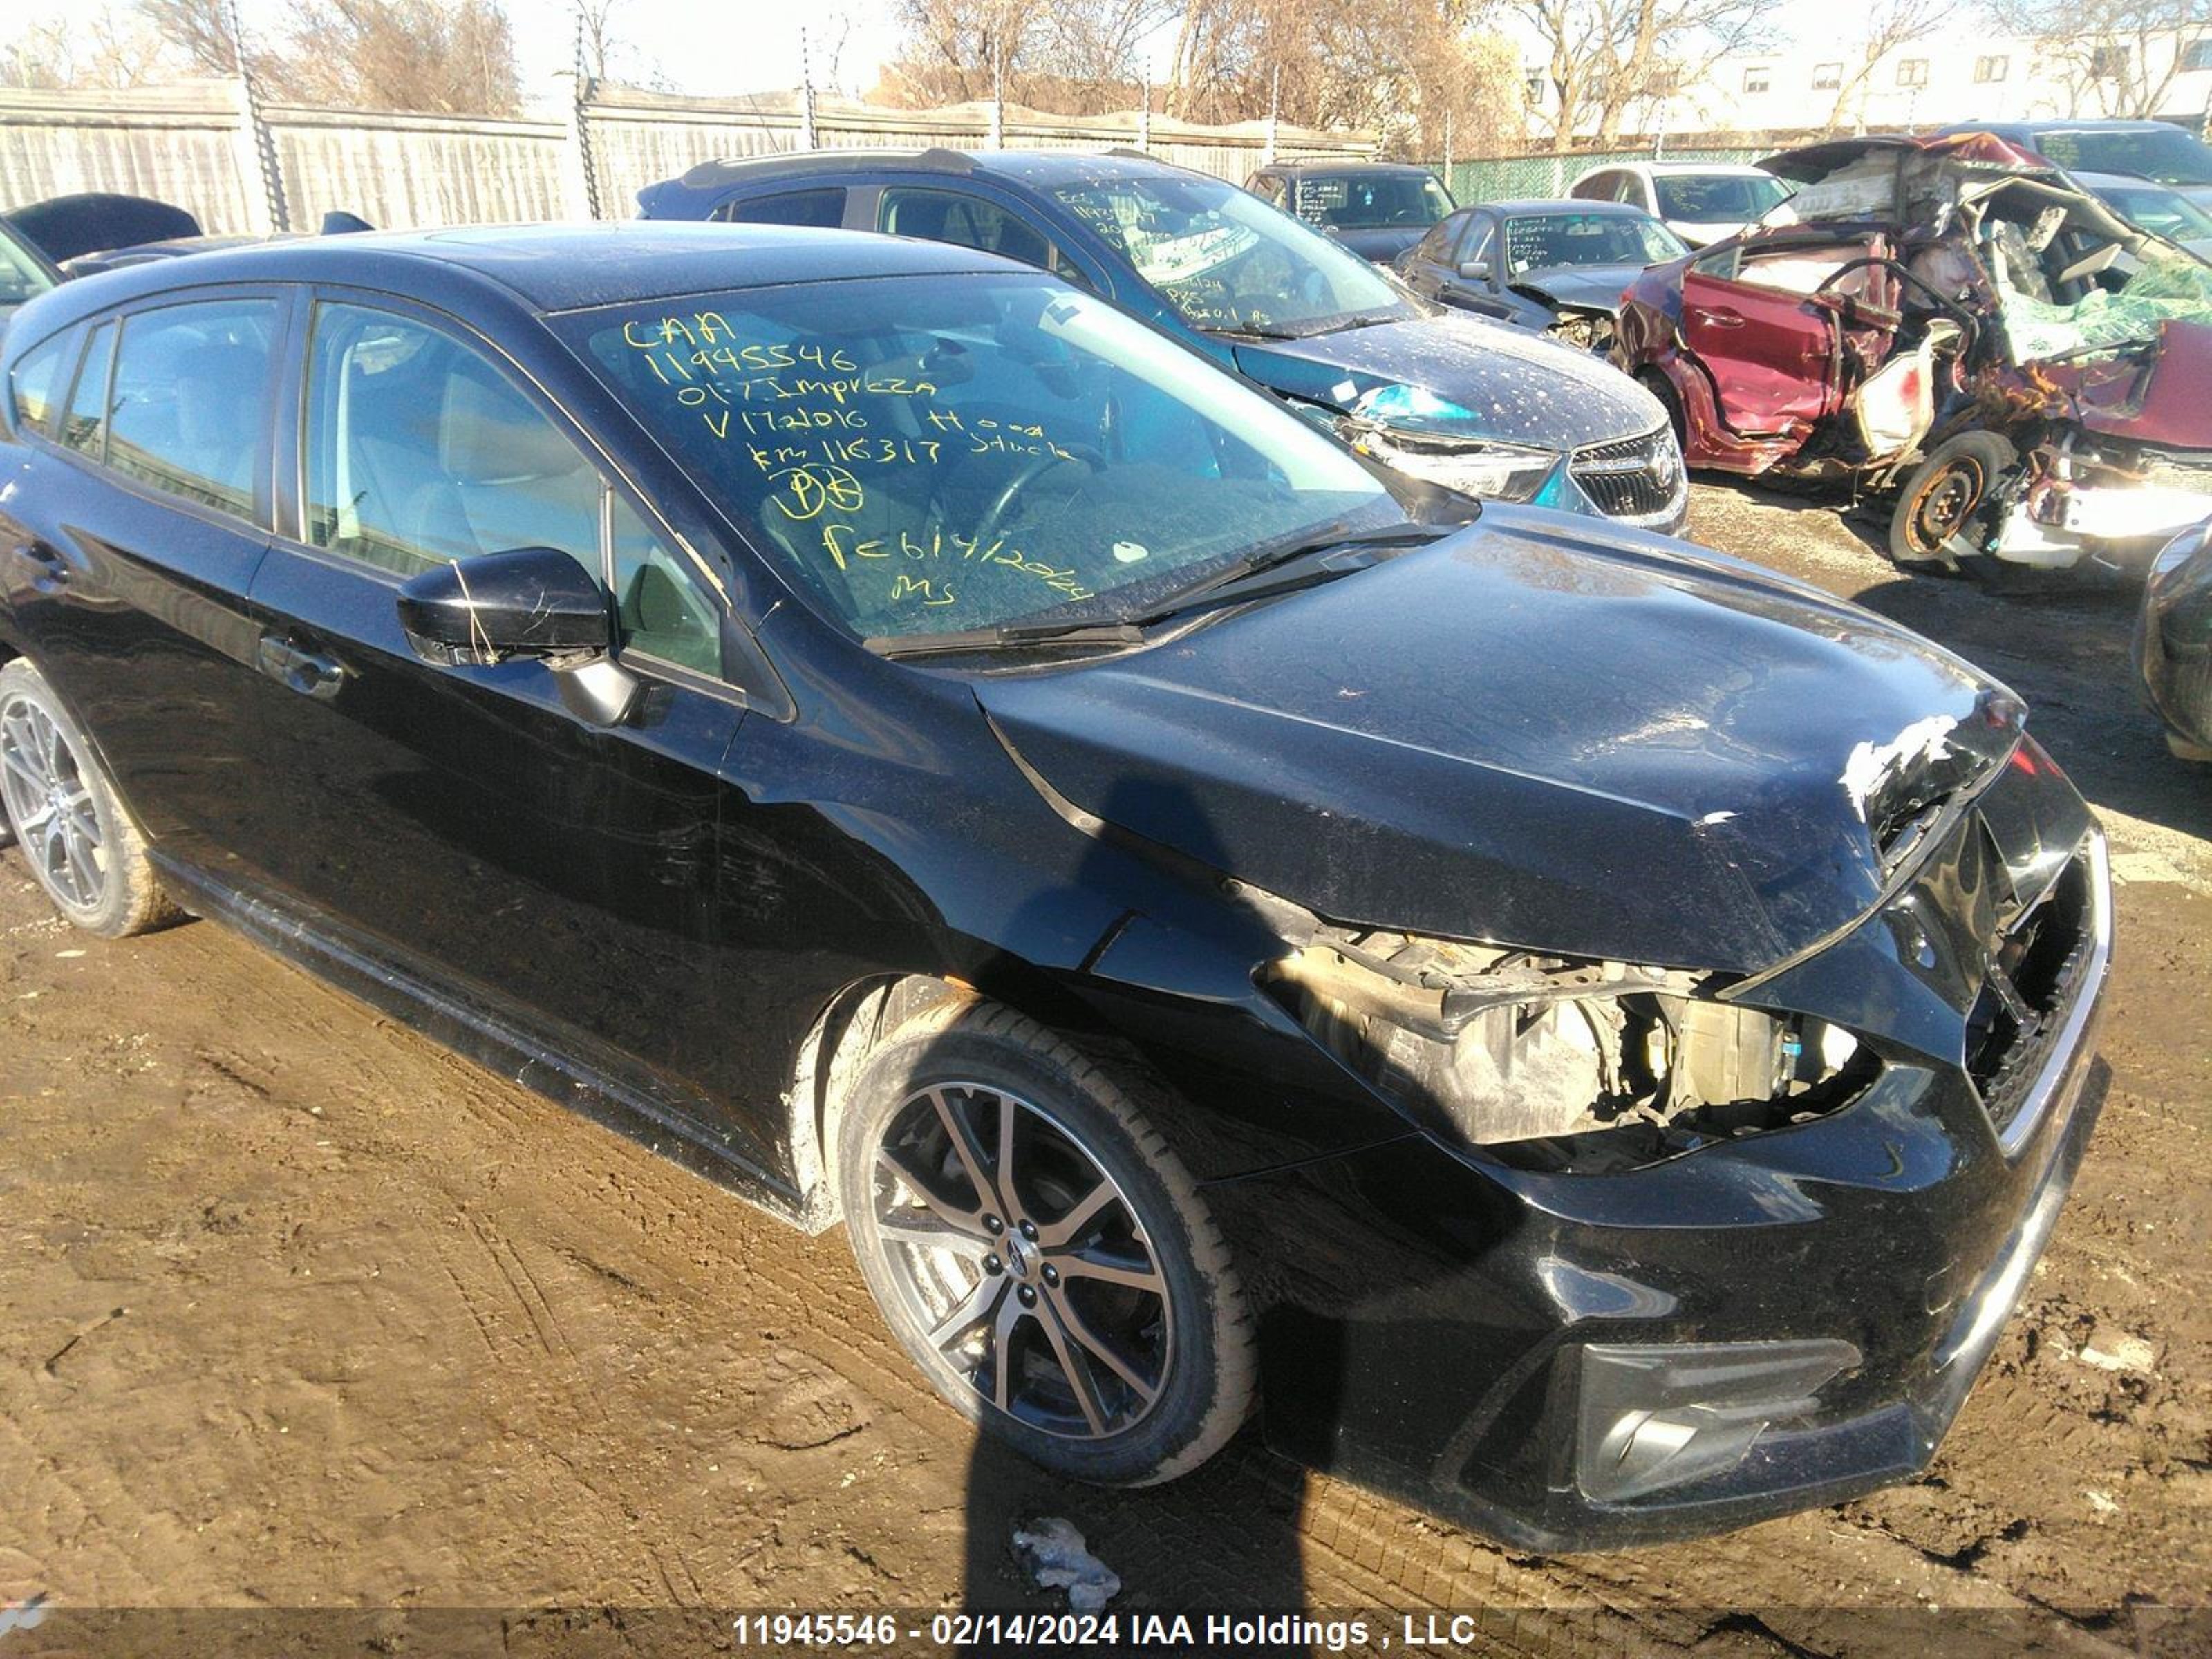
<box><xmin>559</xmin><ymin>274</ymin><xmax>1395</xmax><ymax>642</ymax></box>
<box><xmin>1654</xmin><ymin>174</ymin><xmax>1794</xmax><ymax>223</ymax></box>
<box><xmin>1502</xmin><ymin>212</ymin><xmax>1689</xmax><ymax>274</ymax></box>
<box><xmin>1289</xmin><ymin>171</ymin><xmax>1453</xmax><ymax>231</ymax></box>
<box><xmin>1988</xmin><ymin>222</ymin><xmax>2212</xmax><ymax>361</ymax></box>
<box><xmin>1049</xmin><ymin>171</ymin><xmax>1418</xmax><ymax>337</ymax></box>
<box><xmin>2094</xmin><ymin>180</ymin><xmax>2212</xmax><ymax>244</ymax></box>
<box><xmin>2032</xmin><ymin>126</ymin><xmax>2212</xmax><ymax>188</ymax></box>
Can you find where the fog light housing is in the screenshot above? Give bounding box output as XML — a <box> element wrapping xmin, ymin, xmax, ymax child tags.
<box><xmin>1576</xmin><ymin>1338</ymin><xmax>1859</xmax><ymax>1503</ymax></box>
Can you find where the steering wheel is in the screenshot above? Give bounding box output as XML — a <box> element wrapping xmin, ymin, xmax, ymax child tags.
<box><xmin>969</xmin><ymin>444</ymin><xmax>1107</xmax><ymax>547</ymax></box>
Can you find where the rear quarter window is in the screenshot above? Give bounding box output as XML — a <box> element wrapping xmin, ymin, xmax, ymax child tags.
<box><xmin>715</xmin><ymin>188</ymin><xmax>847</xmax><ymax>228</ymax></box>
<box><xmin>8</xmin><ymin>330</ymin><xmax>71</xmax><ymax>438</ymax></box>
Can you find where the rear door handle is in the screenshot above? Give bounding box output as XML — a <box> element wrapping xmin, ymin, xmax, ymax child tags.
<box><xmin>7</xmin><ymin>542</ymin><xmax>68</xmax><ymax>592</ymax></box>
<box><xmin>256</xmin><ymin>635</ymin><xmax>346</xmax><ymax>700</ymax></box>
<box><xmin>1689</xmin><ymin>306</ymin><xmax>1745</xmax><ymax>328</ymax></box>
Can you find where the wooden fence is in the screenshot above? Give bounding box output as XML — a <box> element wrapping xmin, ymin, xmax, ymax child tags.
<box><xmin>0</xmin><ymin>79</ymin><xmax>1376</xmax><ymax>237</ymax></box>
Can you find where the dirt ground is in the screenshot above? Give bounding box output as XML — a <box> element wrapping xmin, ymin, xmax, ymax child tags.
<box><xmin>2</xmin><ymin>481</ymin><xmax>2208</xmax><ymax>1657</ymax></box>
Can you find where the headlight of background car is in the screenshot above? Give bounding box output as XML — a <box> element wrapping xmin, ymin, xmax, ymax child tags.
<box><xmin>1347</xmin><ymin>426</ymin><xmax>1559</xmax><ymax>503</ymax></box>
<box><xmin>1263</xmin><ymin>929</ymin><xmax>1873</xmax><ymax>1174</ymax></box>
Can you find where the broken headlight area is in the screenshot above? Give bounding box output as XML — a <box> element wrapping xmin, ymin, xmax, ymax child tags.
<box><xmin>1264</xmin><ymin>930</ymin><xmax>1877</xmax><ymax>1174</ymax></box>
<box><xmin>1987</xmin><ymin>435</ymin><xmax>2212</xmax><ymax>570</ymax></box>
<box><xmin>1342</xmin><ymin>422</ymin><xmax>1559</xmax><ymax>503</ymax></box>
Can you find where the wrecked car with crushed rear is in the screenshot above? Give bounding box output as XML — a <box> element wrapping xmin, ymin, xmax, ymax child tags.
<box><xmin>1615</xmin><ymin>133</ymin><xmax>2212</xmax><ymax>583</ymax></box>
<box><xmin>0</xmin><ymin>225</ymin><xmax>2110</xmax><ymax>1551</ymax></box>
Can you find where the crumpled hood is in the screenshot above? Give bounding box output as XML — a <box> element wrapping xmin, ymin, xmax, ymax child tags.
<box><xmin>1511</xmin><ymin>263</ymin><xmax>1645</xmax><ymax>315</ymax></box>
<box><xmin>978</xmin><ymin>509</ymin><xmax>2022</xmax><ymax>975</ymax></box>
<box><xmin>2038</xmin><ymin>317</ymin><xmax>2212</xmax><ymax>449</ymax></box>
<box><xmin>1230</xmin><ymin>311</ymin><xmax>1663</xmax><ymax>448</ymax></box>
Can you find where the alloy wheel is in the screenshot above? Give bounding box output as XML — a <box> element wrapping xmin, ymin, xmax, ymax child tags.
<box><xmin>0</xmin><ymin>693</ymin><xmax>108</xmax><ymax>911</ymax></box>
<box><xmin>869</xmin><ymin>1082</ymin><xmax>1172</xmax><ymax>1440</ymax></box>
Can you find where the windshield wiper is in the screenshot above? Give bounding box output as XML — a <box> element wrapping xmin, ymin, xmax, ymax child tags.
<box><xmin>865</xmin><ymin>522</ymin><xmax>1442</xmax><ymax>661</ymax></box>
<box><xmin>867</xmin><ymin>619</ymin><xmax>1149</xmax><ymax>659</ymax></box>
<box><xmin>1128</xmin><ymin>520</ymin><xmax>1442</xmax><ymax>622</ymax></box>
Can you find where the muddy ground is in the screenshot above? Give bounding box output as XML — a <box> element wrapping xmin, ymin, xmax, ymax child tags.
<box><xmin>1</xmin><ymin>482</ymin><xmax>2207</xmax><ymax>1657</ymax></box>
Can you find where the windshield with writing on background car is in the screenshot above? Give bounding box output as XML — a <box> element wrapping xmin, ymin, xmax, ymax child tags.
<box><xmin>2032</xmin><ymin>126</ymin><xmax>2212</xmax><ymax>189</ymax></box>
<box><xmin>1293</xmin><ymin>173</ymin><xmax>1453</xmax><ymax>230</ymax></box>
<box><xmin>1049</xmin><ymin>172</ymin><xmax>1419</xmax><ymax>337</ymax></box>
<box><xmin>1654</xmin><ymin>174</ymin><xmax>1793</xmax><ymax>223</ymax></box>
<box><xmin>560</xmin><ymin>275</ymin><xmax>1396</xmax><ymax>643</ymax></box>
<box><xmin>1505</xmin><ymin>212</ymin><xmax>1689</xmax><ymax>274</ymax></box>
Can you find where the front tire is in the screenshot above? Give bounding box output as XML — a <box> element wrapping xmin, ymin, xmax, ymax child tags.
<box><xmin>835</xmin><ymin>996</ymin><xmax>1254</xmax><ymax>1487</ymax></box>
<box><xmin>0</xmin><ymin>659</ymin><xmax>177</xmax><ymax>937</ymax></box>
<box><xmin>1890</xmin><ymin>431</ymin><xmax>2016</xmax><ymax>573</ymax></box>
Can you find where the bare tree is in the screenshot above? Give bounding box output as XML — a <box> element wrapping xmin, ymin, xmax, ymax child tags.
<box><xmin>884</xmin><ymin>0</ymin><xmax>1177</xmax><ymax>109</ymax></box>
<box><xmin>1822</xmin><ymin>0</ymin><xmax>1947</xmax><ymax>131</ymax></box>
<box><xmin>272</xmin><ymin>0</ymin><xmax>524</xmax><ymax>115</ymax></box>
<box><xmin>1507</xmin><ymin>0</ymin><xmax>1774</xmax><ymax>147</ymax></box>
<box><xmin>1984</xmin><ymin>0</ymin><xmax>2204</xmax><ymax>118</ymax></box>
<box><xmin>4</xmin><ymin>4</ymin><xmax>174</xmax><ymax>89</ymax></box>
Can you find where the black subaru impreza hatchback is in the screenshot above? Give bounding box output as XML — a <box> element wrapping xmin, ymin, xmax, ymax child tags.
<box><xmin>0</xmin><ymin>223</ymin><xmax>2108</xmax><ymax>1549</ymax></box>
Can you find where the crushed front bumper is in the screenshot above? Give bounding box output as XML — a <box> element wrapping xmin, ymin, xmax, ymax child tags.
<box><xmin>1206</xmin><ymin>772</ymin><xmax>2111</xmax><ymax>1550</ymax></box>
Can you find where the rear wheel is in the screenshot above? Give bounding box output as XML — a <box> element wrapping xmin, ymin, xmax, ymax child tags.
<box><xmin>0</xmin><ymin>659</ymin><xmax>176</xmax><ymax>937</ymax></box>
<box><xmin>1890</xmin><ymin>432</ymin><xmax>2016</xmax><ymax>573</ymax></box>
<box><xmin>836</xmin><ymin>996</ymin><xmax>1253</xmax><ymax>1486</ymax></box>
<box><xmin>1637</xmin><ymin>370</ymin><xmax>1686</xmax><ymax>451</ymax></box>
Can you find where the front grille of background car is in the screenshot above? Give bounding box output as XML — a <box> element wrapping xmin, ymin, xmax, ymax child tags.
<box><xmin>1966</xmin><ymin>850</ymin><xmax>2095</xmax><ymax>1145</ymax></box>
<box><xmin>1569</xmin><ymin>427</ymin><xmax>1683</xmax><ymax>523</ymax></box>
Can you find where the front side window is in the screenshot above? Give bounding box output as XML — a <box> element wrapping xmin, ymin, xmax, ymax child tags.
<box><xmin>881</xmin><ymin>189</ymin><xmax>1051</xmax><ymax>270</ymax></box>
<box><xmin>0</xmin><ymin>225</ymin><xmax>55</xmax><ymax>325</ymax></box>
<box><xmin>1501</xmin><ymin>212</ymin><xmax>1688</xmax><ymax>275</ymax></box>
<box><xmin>559</xmin><ymin>275</ymin><xmax>1394</xmax><ymax>641</ymax></box>
<box><xmin>60</xmin><ymin>320</ymin><xmax>115</xmax><ymax>460</ymax></box>
<box><xmin>9</xmin><ymin>330</ymin><xmax>71</xmax><ymax>438</ymax></box>
<box><xmin>719</xmin><ymin>188</ymin><xmax>847</xmax><ymax>229</ymax></box>
<box><xmin>106</xmin><ymin>299</ymin><xmax>276</xmax><ymax>522</ymax></box>
<box><xmin>304</xmin><ymin>302</ymin><xmax>600</xmax><ymax>579</ymax></box>
<box><xmin>1049</xmin><ymin>171</ymin><xmax>1418</xmax><ymax>338</ymax></box>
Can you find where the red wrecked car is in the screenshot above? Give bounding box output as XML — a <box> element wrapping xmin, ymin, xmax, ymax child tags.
<box><xmin>1615</xmin><ymin>133</ymin><xmax>2212</xmax><ymax>583</ymax></box>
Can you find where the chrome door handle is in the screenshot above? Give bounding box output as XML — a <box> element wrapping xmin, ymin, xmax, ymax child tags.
<box><xmin>256</xmin><ymin>635</ymin><xmax>346</xmax><ymax>700</ymax></box>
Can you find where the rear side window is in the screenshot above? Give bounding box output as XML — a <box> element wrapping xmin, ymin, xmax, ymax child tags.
<box><xmin>880</xmin><ymin>188</ymin><xmax>1051</xmax><ymax>269</ymax></box>
<box><xmin>716</xmin><ymin>187</ymin><xmax>846</xmax><ymax>228</ymax></box>
<box><xmin>106</xmin><ymin>299</ymin><xmax>277</xmax><ymax>522</ymax></box>
<box><xmin>303</xmin><ymin>301</ymin><xmax>601</xmax><ymax>580</ymax></box>
<box><xmin>8</xmin><ymin>330</ymin><xmax>71</xmax><ymax>437</ymax></box>
<box><xmin>60</xmin><ymin>320</ymin><xmax>115</xmax><ymax>460</ymax></box>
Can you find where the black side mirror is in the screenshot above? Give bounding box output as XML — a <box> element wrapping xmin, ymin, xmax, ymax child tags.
<box><xmin>397</xmin><ymin>547</ymin><xmax>610</xmax><ymax>668</ymax></box>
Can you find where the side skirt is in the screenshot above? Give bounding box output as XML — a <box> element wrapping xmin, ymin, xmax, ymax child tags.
<box><xmin>151</xmin><ymin>851</ymin><xmax>814</xmax><ymax>1230</ymax></box>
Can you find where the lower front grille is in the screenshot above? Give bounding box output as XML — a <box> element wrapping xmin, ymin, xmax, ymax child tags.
<box><xmin>1570</xmin><ymin>426</ymin><xmax>1687</xmax><ymax>525</ymax></box>
<box><xmin>1967</xmin><ymin>847</ymin><xmax>2102</xmax><ymax>1150</ymax></box>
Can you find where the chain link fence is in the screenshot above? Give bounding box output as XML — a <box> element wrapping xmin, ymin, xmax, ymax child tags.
<box><xmin>1434</xmin><ymin>146</ymin><xmax>1771</xmax><ymax>205</ymax></box>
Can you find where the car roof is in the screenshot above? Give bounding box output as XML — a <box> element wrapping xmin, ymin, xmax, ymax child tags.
<box><xmin>10</xmin><ymin>221</ymin><xmax>1013</xmax><ymax>333</ymax></box>
<box><xmin>669</xmin><ymin>145</ymin><xmax>1206</xmax><ymax>195</ymax></box>
<box><xmin>1477</xmin><ymin>198</ymin><xmax>1656</xmax><ymax>216</ymax></box>
<box><xmin>1266</xmin><ymin>160</ymin><xmax>1435</xmax><ymax>177</ymax></box>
